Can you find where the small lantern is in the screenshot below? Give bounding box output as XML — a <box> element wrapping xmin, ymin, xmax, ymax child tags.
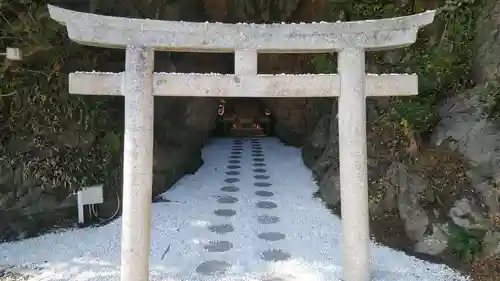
<box><xmin>218</xmin><ymin>104</ymin><xmax>225</xmax><ymax>116</ymax></box>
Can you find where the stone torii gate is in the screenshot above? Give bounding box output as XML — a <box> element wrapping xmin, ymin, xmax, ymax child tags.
<box><xmin>48</xmin><ymin>5</ymin><xmax>435</xmax><ymax>281</ymax></box>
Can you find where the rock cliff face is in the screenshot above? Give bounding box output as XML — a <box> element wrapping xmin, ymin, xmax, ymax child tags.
<box><xmin>0</xmin><ymin>0</ymin><xmax>320</xmax><ymax>241</ymax></box>
<box><xmin>302</xmin><ymin>0</ymin><xmax>500</xmax><ymax>273</ymax></box>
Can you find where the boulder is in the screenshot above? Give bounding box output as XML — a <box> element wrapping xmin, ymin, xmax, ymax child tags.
<box><xmin>448</xmin><ymin>198</ymin><xmax>488</xmax><ymax>230</ymax></box>
<box><xmin>318</xmin><ymin>166</ymin><xmax>341</xmax><ymax>206</ymax></box>
<box><xmin>482</xmin><ymin>230</ymin><xmax>500</xmax><ymax>258</ymax></box>
<box><xmin>385</xmin><ymin>163</ymin><xmax>430</xmax><ymax>242</ymax></box>
<box><xmin>414</xmin><ymin>223</ymin><xmax>449</xmax><ymax>255</ymax></box>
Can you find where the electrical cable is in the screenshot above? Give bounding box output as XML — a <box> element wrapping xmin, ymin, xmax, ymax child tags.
<box><xmin>90</xmin><ymin>190</ymin><xmax>121</xmax><ymax>222</ymax></box>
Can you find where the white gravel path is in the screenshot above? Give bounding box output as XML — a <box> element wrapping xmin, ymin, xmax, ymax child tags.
<box><xmin>0</xmin><ymin>138</ymin><xmax>471</xmax><ymax>281</ymax></box>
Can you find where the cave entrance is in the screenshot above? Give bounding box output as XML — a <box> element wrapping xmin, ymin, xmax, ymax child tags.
<box><xmin>213</xmin><ymin>98</ymin><xmax>275</xmax><ymax>137</ymax></box>
<box><xmin>49</xmin><ymin>4</ymin><xmax>434</xmax><ymax>281</ymax></box>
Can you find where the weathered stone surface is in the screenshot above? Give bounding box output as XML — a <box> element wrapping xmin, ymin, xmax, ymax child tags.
<box><xmin>386</xmin><ymin>163</ymin><xmax>429</xmax><ymax>242</ymax></box>
<box><xmin>448</xmin><ymin>198</ymin><xmax>487</xmax><ymax>230</ymax></box>
<box><xmin>49</xmin><ymin>5</ymin><xmax>435</xmax><ymax>51</ymax></box>
<box><xmin>472</xmin><ymin>0</ymin><xmax>500</xmax><ymax>83</ymax></box>
<box><xmin>414</xmin><ymin>223</ymin><xmax>449</xmax><ymax>255</ymax></box>
<box><xmin>482</xmin><ymin>230</ymin><xmax>500</xmax><ymax>258</ymax></box>
<box><xmin>433</xmin><ymin>94</ymin><xmax>500</xmax><ymax>216</ymax></box>
<box><xmin>70</xmin><ymin>72</ymin><xmax>418</xmax><ymax>98</ymax></box>
<box><xmin>318</xmin><ymin>166</ymin><xmax>341</xmax><ymax>206</ymax></box>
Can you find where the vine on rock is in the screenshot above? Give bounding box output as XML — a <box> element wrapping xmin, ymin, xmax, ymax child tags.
<box><xmin>314</xmin><ymin>0</ymin><xmax>479</xmax><ymax>143</ymax></box>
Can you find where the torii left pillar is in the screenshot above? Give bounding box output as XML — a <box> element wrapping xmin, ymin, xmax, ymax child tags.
<box><xmin>120</xmin><ymin>45</ymin><xmax>155</xmax><ymax>281</ymax></box>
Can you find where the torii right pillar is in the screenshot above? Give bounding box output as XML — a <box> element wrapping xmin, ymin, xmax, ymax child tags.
<box><xmin>337</xmin><ymin>48</ymin><xmax>371</xmax><ymax>281</ymax></box>
<box><xmin>336</xmin><ymin>39</ymin><xmax>432</xmax><ymax>281</ymax></box>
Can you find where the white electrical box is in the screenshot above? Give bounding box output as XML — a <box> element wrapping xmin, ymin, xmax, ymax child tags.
<box><xmin>6</xmin><ymin>48</ymin><xmax>22</xmax><ymax>61</ymax></box>
<box><xmin>77</xmin><ymin>184</ymin><xmax>104</xmax><ymax>224</ymax></box>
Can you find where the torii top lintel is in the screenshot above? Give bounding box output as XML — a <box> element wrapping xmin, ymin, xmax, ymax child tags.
<box><xmin>48</xmin><ymin>5</ymin><xmax>435</xmax><ymax>53</ymax></box>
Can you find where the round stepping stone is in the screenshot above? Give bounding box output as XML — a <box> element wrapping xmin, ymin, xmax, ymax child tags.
<box><xmin>255</xmin><ymin>182</ymin><xmax>272</xmax><ymax>187</ymax></box>
<box><xmin>255</xmin><ymin>190</ymin><xmax>274</xmax><ymax>197</ymax></box>
<box><xmin>228</xmin><ymin>160</ymin><xmax>240</xmax><ymax>164</ymax></box>
<box><xmin>258</xmin><ymin>232</ymin><xmax>286</xmax><ymax>241</ymax></box>
<box><xmin>203</xmin><ymin>241</ymin><xmax>233</xmax><ymax>252</ymax></box>
<box><xmin>217</xmin><ymin>195</ymin><xmax>238</xmax><ymax>204</ymax></box>
<box><xmin>253</xmin><ymin>158</ymin><xmax>265</xmax><ymax>162</ymax></box>
<box><xmin>229</xmin><ymin>155</ymin><xmax>241</xmax><ymax>159</ymax></box>
<box><xmin>224</xmin><ymin>178</ymin><xmax>240</xmax><ymax>183</ymax></box>
<box><xmin>256</xmin><ymin>201</ymin><xmax>278</xmax><ymax>209</ymax></box>
<box><xmin>258</xmin><ymin>215</ymin><xmax>280</xmax><ymax>224</ymax></box>
<box><xmin>227</xmin><ymin>165</ymin><xmax>241</xmax><ymax>169</ymax></box>
<box><xmin>214</xmin><ymin>209</ymin><xmax>237</xmax><ymax>217</ymax></box>
<box><xmin>253</xmin><ymin>168</ymin><xmax>267</xmax><ymax>173</ymax></box>
<box><xmin>208</xmin><ymin>224</ymin><xmax>235</xmax><ymax>234</ymax></box>
<box><xmin>253</xmin><ymin>163</ymin><xmax>267</xmax><ymax>168</ymax></box>
<box><xmin>261</xmin><ymin>249</ymin><xmax>291</xmax><ymax>262</ymax></box>
<box><xmin>225</xmin><ymin>171</ymin><xmax>240</xmax><ymax>176</ymax></box>
<box><xmin>254</xmin><ymin>173</ymin><xmax>269</xmax><ymax>178</ymax></box>
<box><xmin>196</xmin><ymin>260</ymin><xmax>231</xmax><ymax>275</ymax></box>
<box><xmin>221</xmin><ymin>186</ymin><xmax>239</xmax><ymax>192</ymax></box>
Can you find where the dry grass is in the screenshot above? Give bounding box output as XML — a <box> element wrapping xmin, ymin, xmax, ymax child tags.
<box><xmin>471</xmin><ymin>256</ymin><xmax>500</xmax><ymax>281</ymax></box>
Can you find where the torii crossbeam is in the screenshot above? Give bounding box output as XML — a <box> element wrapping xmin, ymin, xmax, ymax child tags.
<box><xmin>48</xmin><ymin>5</ymin><xmax>435</xmax><ymax>281</ymax></box>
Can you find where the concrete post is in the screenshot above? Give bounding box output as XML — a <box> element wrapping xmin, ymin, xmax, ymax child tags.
<box><xmin>337</xmin><ymin>48</ymin><xmax>371</xmax><ymax>281</ymax></box>
<box><xmin>235</xmin><ymin>49</ymin><xmax>257</xmax><ymax>75</ymax></box>
<box><xmin>89</xmin><ymin>0</ymin><xmax>97</xmax><ymax>13</ymax></box>
<box><xmin>120</xmin><ymin>45</ymin><xmax>155</xmax><ymax>281</ymax></box>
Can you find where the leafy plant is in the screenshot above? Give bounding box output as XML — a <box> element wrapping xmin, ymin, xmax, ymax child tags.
<box><xmin>447</xmin><ymin>222</ymin><xmax>486</xmax><ymax>262</ymax></box>
<box><xmin>0</xmin><ymin>0</ymin><xmax>123</xmax><ymax>196</ymax></box>
<box><xmin>312</xmin><ymin>0</ymin><xmax>480</xmax><ymax>152</ymax></box>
